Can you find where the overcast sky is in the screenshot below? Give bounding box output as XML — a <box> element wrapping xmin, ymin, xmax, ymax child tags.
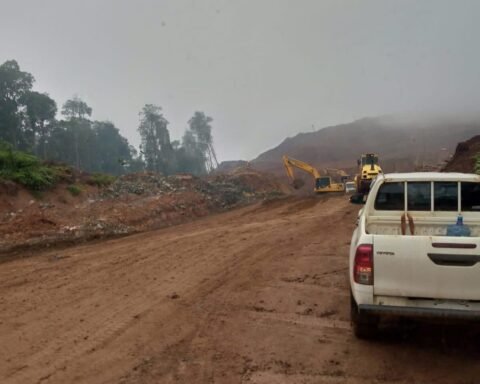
<box><xmin>1</xmin><ymin>0</ymin><xmax>479</xmax><ymax>161</ymax></box>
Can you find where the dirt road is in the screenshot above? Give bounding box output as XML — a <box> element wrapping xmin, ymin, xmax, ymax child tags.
<box><xmin>1</xmin><ymin>196</ymin><xmax>479</xmax><ymax>383</ymax></box>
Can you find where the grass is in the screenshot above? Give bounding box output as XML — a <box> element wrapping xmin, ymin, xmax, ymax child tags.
<box><xmin>67</xmin><ymin>184</ymin><xmax>82</xmax><ymax>196</ymax></box>
<box><xmin>0</xmin><ymin>142</ymin><xmax>59</xmax><ymax>190</ymax></box>
<box><xmin>475</xmin><ymin>153</ymin><xmax>480</xmax><ymax>175</ymax></box>
<box><xmin>86</xmin><ymin>173</ymin><xmax>116</xmax><ymax>187</ymax></box>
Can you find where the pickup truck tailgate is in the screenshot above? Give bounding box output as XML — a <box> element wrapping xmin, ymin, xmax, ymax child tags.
<box><xmin>373</xmin><ymin>235</ymin><xmax>480</xmax><ymax>300</ymax></box>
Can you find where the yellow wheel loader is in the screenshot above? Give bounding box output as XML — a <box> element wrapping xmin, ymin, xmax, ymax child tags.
<box><xmin>354</xmin><ymin>153</ymin><xmax>382</xmax><ymax>194</ymax></box>
<box><xmin>282</xmin><ymin>155</ymin><xmax>346</xmax><ymax>193</ymax></box>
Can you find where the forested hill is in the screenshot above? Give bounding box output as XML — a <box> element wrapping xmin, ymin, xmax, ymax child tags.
<box><xmin>0</xmin><ymin>60</ymin><xmax>218</xmax><ymax>176</ymax></box>
<box><xmin>252</xmin><ymin>116</ymin><xmax>480</xmax><ymax>174</ymax></box>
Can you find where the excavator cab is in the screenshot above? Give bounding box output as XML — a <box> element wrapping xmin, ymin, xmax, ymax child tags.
<box><xmin>316</xmin><ymin>176</ymin><xmax>332</xmax><ymax>189</ymax></box>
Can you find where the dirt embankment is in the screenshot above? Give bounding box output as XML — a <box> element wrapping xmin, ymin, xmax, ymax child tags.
<box><xmin>0</xmin><ymin>168</ymin><xmax>291</xmax><ymax>255</ymax></box>
<box><xmin>443</xmin><ymin>135</ymin><xmax>480</xmax><ymax>173</ymax></box>
<box><xmin>1</xmin><ymin>195</ymin><xmax>479</xmax><ymax>384</ymax></box>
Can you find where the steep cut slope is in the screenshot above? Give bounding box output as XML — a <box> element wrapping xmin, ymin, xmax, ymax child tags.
<box><xmin>443</xmin><ymin>135</ymin><xmax>480</xmax><ymax>173</ymax></box>
<box><xmin>252</xmin><ymin>116</ymin><xmax>480</xmax><ymax>175</ymax></box>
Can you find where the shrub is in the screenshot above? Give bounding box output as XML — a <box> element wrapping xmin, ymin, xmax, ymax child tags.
<box><xmin>86</xmin><ymin>173</ymin><xmax>116</xmax><ymax>187</ymax></box>
<box><xmin>67</xmin><ymin>184</ymin><xmax>82</xmax><ymax>196</ymax></box>
<box><xmin>475</xmin><ymin>153</ymin><xmax>480</xmax><ymax>175</ymax></box>
<box><xmin>0</xmin><ymin>141</ymin><xmax>58</xmax><ymax>190</ymax></box>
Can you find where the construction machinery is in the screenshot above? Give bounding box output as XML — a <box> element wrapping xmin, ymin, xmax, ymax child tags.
<box><xmin>354</xmin><ymin>153</ymin><xmax>382</xmax><ymax>195</ymax></box>
<box><xmin>326</xmin><ymin>168</ymin><xmax>349</xmax><ymax>183</ymax></box>
<box><xmin>282</xmin><ymin>155</ymin><xmax>346</xmax><ymax>193</ymax></box>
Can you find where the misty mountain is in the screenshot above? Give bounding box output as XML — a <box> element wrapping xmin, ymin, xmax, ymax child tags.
<box><xmin>251</xmin><ymin>115</ymin><xmax>480</xmax><ymax>175</ymax></box>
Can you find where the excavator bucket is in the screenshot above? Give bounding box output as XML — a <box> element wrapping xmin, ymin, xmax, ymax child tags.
<box><xmin>292</xmin><ymin>178</ymin><xmax>305</xmax><ymax>189</ymax></box>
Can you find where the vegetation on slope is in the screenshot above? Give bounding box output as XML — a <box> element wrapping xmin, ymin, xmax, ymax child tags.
<box><xmin>0</xmin><ymin>141</ymin><xmax>60</xmax><ymax>190</ymax></box>
<box><xmin>0</xmin><ymin>141</ymin><xmax>117</xmax><ymax>191</ymax></box>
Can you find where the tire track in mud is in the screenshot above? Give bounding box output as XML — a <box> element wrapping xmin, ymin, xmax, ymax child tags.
<box><xmin>3</xmin><ymin>197</ymin><xmax>332</xmax><ymax>383</ymax></box>
<box><xmin>2</xmin><ymin>195</ymin><xmax>479</xmax><ymax>384</ymax></box>
<box><xmin>4</xmin><ymin>233</ymin><xmax>246</xmax><ymax>382</ymax></box>
<box><xmin>118</xmin><ymin>198</ymin><xmax>351</xmax><ymax>383</ymax></box>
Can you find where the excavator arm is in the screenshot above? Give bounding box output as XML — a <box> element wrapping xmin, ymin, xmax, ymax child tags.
<box><xmin>326</xmin><ymin>167</ymin><xmax>348</xmax><ymax>178</ymax></box>
<box><xmin>282</xmin><ymin>155</ymin><xmax>321</xmax><ymax>181</ymax></box>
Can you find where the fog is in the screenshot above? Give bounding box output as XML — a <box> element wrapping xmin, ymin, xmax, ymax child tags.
<box><xmin>1</xmin><ymin>0</ymin><xmax>479</xmax><ymax>161</ymax></box>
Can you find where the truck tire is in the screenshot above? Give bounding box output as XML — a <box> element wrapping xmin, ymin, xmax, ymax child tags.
<box><xmin>350</xmin><ymin>293</ymin><xmax>379</xmax><ymax>339</ymax></box>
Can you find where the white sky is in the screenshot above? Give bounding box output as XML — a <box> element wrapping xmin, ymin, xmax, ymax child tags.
<box><xmin>1</xmin><ymin>0</ymin><xmax>479</xmax><ymax>161</ymax></box>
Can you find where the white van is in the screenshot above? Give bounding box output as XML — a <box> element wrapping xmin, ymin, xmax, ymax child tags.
<box><xmin>345</xmin><ymin>181</ymin><xmax>356</xmax><ymax>194</ymax></box>
<box><xmin>349</xmin><ymin>172</ymin><xmax>480</xmax><ymax>338</ymax></box>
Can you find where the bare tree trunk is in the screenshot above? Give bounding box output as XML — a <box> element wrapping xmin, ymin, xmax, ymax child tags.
<box><xmin>43</xmin><ymin>136</ymin><xmax>47</xmax><ymax>160</ymax></box>
<box><xmin>12</xmin><ymin>129</ymin><xmax>17</xmax><ymax>150</ymax></box>
<box><xmin>40</xmin><ymin>122</ymin><xmax>47</xmax><ymax>160</ymax></box>
<box><xmin>74</xmin><ymin>131</ymin><xmax>80</xmax><ymax>169</ymax></box>
<box><xmin>209</xmin><ymin>144</ymin><xmax>219</xmax><ymax>168</ymax></box>
<box><xmin>205</xmin><ymin>147</ymin><xmax>214</xmax><ymax>173</ymax></box>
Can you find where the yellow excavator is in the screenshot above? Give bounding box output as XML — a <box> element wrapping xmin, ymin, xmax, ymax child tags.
<box><xmin>354</xmin><ymin>153</ymin><xmax>382</xmax><ymax>194</ymax></box>
<box><xmin>282</xmin><ymin>155</ymin><xmax>346</xmax><ymax>193</ymax></box>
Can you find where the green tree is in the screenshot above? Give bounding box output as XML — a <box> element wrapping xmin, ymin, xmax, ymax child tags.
<box><xmin>61</xmin><ymin>96</ymin><xmax>92</xmax><ymax>120</ymax></box>
<box><xmin>49</xmin><ymin>118</ymin><xmax>95</xmax><ymax>170</ymax></box>
<box><xmin>0</xmin><ymin>60</ymin><xmax>141</xmax><ymax>177</ymax></box>
<box><xmin>186</xmin><ymin>111</ymin><xmax>218</xmax><ymax>172</ymax></box>
<box><xmin>138</xmin><ymin>104</ymin><xmax>173</xmax><ymax>173</ymax></box>
<box><xmin>179</xmin><ymin>129</ymin><xmax>207</xmax><ymax>174</ymax></box>
<box><xmin>61</xmin><ymin>96</ymin><xmax>93</xmax><ymax>169</ymax></box>
<box><xmin>0</xmin><ymin>60</ymin><xmax>35</xmax><ymax>148</ymax></box>
<box><xmin>46</xmin><ymin>122</ymin><xmax>75</xmax><ymax>164</ymax></box>
<box><xmin>125</xmin><ymin>145</ymin><xmax>145</xmax><ymax>173</ymax></box>
<box><xmin>47</xmin><ymin>119</ymin><xmax>135</xmax><ymax>175</ymax></box>
<box><xmin>91</xmin><ymin>121</ymin><xmax>132</xmax><ymax>175</ymax></box>
<box><xmin>21</xmin><ymin>91</ymin><xmax>57</xmax><ymax>159</ymax></box>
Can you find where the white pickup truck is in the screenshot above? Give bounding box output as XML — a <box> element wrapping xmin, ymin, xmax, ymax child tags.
<box><xmin>349</xmin><ymin>172</ymin><xmax>480</xmax><ymax>338</ymax></box>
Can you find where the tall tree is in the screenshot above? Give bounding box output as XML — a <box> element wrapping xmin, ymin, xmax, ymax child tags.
<box><xmin>137</xmin><ymin>104</ymin><xmax>173</xmax><ymax>173</ymax></box>
<box><xmin>21</xmin><ymin>91</ymin><xmax>57</xmax><ymax>158</ymax></box>
<box><xmin>61</xmin><ymin>96</ymin><xmax>92</xmax><ymax>120</ymax></box>
<box><xmin>178</xmin><ymin>130</ymin><xmax>207</xmax><ymax>175</ymax></box>
<box><xmin>61</xmin><ymin>96</ymin><xmax>92</xmax><ymax>169</ymax></box>
<box><xmin>0</xmin><ymin>60</ymin><xmax>141</xmax><ymax>176</ymax></box>
<box><xmin>47</xmin><ymin>119</ymin><xmax>135</xmax><ymax>175</ymax></box>
<box><xmin>91</xmin><ymin>121</ymin><xmax>132</xmax><ymax>175</ymax></box>
<box><xmin>0</xmin><ymin>60</ymin><xmax>34</xmax><ymax>148</ymax></box>
<box><xmin>187</xmin><ymin>111</ymin><xmax>218</xmax><ymax>172</ymax></box>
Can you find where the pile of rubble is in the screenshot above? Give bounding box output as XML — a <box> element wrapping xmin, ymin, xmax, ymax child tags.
<box><xmin>101</xmin><ymin>171</ymin><xmax>285</xmax><ymax>208</ymax></box>
<box><xmin>101</xmin><ymin>173</ymin><xmax>190</xmax><ymax>197</ymax></box>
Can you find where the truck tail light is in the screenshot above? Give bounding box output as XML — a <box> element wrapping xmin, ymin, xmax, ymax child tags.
<box><xmin>354</xmin><ymin>244</ymin><xmax>374</xmax><ymax>285</ymax></box>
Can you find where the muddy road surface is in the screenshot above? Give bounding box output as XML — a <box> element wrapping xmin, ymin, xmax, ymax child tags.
<box><xmin>1</xmin><ymin>196</ymin><xmax>479</xmax><ymax>383</ymax></box>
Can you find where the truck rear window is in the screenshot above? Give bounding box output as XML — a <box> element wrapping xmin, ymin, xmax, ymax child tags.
<box><xmin>374</xmin><ymin>182</ymin><xmax>404</xmax><ymax>210</ymax></box>
<box><xmin>407</xmin><ymin>182</ymin><xmax>431</xmax><ymax>211</ymax></box>
<box><xmin>375</xmin><ymin>180</ymin><xmax>479</xmax><ymax>212</ymax></box>
<box><xmin>434</xmin><ymin>182</ymin><xmax>458</xmax><ymax>211</ymax></box>
<box><xmin>462</xmin><ymin>182</ymin><xmax>480</xmax><ymax>211</ymax></box>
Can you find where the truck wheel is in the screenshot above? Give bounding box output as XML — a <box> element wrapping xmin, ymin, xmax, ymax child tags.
<box><xmin>350</xmin><ymin>293</ymin><xmax>378</xmax><ymax>339</ymax></box>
